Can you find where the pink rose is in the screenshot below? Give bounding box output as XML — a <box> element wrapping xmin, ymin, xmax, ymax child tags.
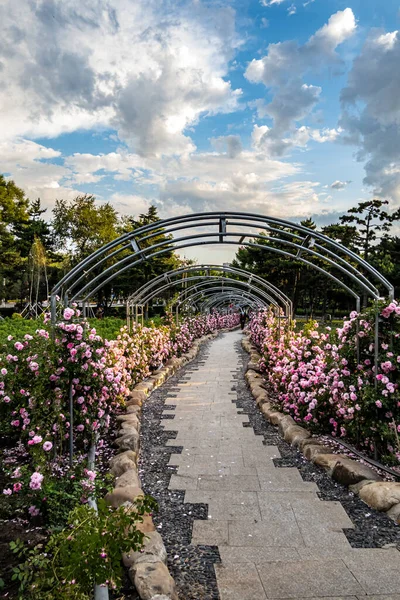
<box><xmin>29</xmin><ymin>472</ymin><xmax>44</xmax><ymax>490</ymax></box>
<box><xmin>63</xmin><ymin>308</ymin><xmax>75</xmax><ymax>321</ymax></box>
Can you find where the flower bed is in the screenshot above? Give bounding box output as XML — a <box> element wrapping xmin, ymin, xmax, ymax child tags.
<box><xmin>0</xmin><ymin>308</ymin><xmax>239</xmax><ymax>598</ymax></box>
<box><xmin>247</xmin><ymin>301</ymin><xmax>400</xmax><ymax>468</ymax></box>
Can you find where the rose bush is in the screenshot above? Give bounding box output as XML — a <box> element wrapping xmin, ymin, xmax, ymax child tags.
<box><xmin>247</xmin><ymin>302</ymin><xmax>400</xmax><ymax>465</ymax></box>
<box><xmin>1</xmin><ymin>308</ymin><xmax>240</xmax><ymax>518</ymax></box>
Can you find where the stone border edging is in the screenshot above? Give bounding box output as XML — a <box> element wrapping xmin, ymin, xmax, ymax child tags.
<box><xmin>241</xmin><ymin>334</ymin><xmax>400</xmax><ymax>526</ymax></box>
<box><xmin>104</xmin><ymin>331</ymin><xmax>219</xmax><ymax>600</ymax></box>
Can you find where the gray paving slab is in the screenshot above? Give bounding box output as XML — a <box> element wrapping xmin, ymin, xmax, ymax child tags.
<box><xmin>218</xmin><ymin>546</ymin><xmax>302</xmax><ymax>565</ymax></box>
<box><xmin>342</xmin><ymin>549</ymin><xmax>400</xmax><ymax>595</ymax></box>
<box><xmin>256</xmin><ymin>559</ymin><xmax>365</xmax><ymax>598</ymax></box>
<box><xmin>215</xmin><ymin>563</ymin><xmax>267</xmax><ymax>600</ymax></box>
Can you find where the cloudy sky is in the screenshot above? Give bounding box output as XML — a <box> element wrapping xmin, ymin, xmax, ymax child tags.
<box><xmin>1</xmin><ymin>0</ymin><xmax>399</xmax><ymax>237</ymax></box>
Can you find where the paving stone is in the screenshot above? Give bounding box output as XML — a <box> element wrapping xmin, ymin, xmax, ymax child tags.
<box><xmin>342</xmin><ymin>549</ymin><xmax>400</xmax><ymax>595</ymax></box>
<box><xmin>256</xmin><ymin>559</ymin><xmax>364</xmax><ymax>598</ymax></box>
<box><xmin>218</xmin><ymin>546</ymin><xmax>301</xmax><ymax>565</ymax></box>
<box><xmin>186</xmin><ymin>490</ymin><xmax>261</xmax><ymax>520</ymax></box>
<box><xmin>256</xmin><ymin>467</ymin><xmax>319</xmax><ymax>492</ymax></box>
<box><xmin>228</xmin><ymin>518</ymin><xmax>304</xmax><ymax>548</ymax></box>
<box><xmin>168</xmin><ymin>474</ymin><xmax>198</xmax><ymax>490</ymax></box>
<box><xmin>197</xmin><ymin>473</ymin><xmax>261</xmax><ymax>491</ymax></box>
<box><xmin>192</xmin><ymin>520</ymin><xmax>229</xmax><ymax>545</ymax></box>
<box><xmin>215</xmin><ymin>563</ymin><xmax>267</xmax><ymax>600</ymax></box>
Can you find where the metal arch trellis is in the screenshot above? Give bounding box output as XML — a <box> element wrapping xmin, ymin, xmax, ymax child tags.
<box><xmin>127</xmin><ymin>275</ymin><xmax>278</xmax><ymax>329</ymax></box>
<box><xmin>50</xmin><ymin>211</ymin><xmax>394</xmax><ymax>380</ymax></box>
<box><xmin>126</xmin><ymin>263</ymin><xmax>292</xmax><ymax>320</ymax></box>
<box><xmin>173</xmin><ymin>282</ymin><xmax>272</xmax><ymax>309</ymax></box>
<box><xmin>128</xmin><ymin>275</ymin><xmax>280</xmax><ymax>310</ymax></box>
<box><xmin>131</xmin><ymin>281</ymin><xmax>272</xmax><ymax>327</ymax></box>
<box><xmin>201</xmin><ymin>294</ymin><xmax>262</xmax><ymax>312</ymax></box>
<box><xmin>50</xmin><ymin>212</ymin><xmax>394</xmax><ymax>315</ymax></box>
<box><xmin>174</xmin><ymin>285</ymin><xmax>269</xmax><ymax>313</ymax></box>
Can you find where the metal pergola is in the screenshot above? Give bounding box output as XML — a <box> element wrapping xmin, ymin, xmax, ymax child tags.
<box><xmin>126</xmin><ymin>264</ymin><xmax>292</xmax><ymax>324</ymax></box>
<box><xmin>51</xmin><ymin>212</ymin><xmax>394</xmax><ymax>314</ymax></box>
<box><xmin>51</xmin><ymin>211</ymin><xmax>394</xmax><ymax>377</ymax></box>
<box><xmin>127</xmin><ymin>277</ymin><xmax>274</xmax><ymax>328</ymax></box>
<box><xmin>178</xmin><ymin>286</ymin><xmax>268</xmax><ymax>317</ymax></box>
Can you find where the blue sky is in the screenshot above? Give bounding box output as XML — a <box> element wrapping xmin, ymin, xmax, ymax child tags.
<box><xmin>1</xmin><ymin>0</ymin><xmax>399</xmax><ymax>258</ymax></box>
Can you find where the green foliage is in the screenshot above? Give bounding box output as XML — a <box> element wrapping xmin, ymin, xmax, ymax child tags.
<box><xmin>11</xmin><ymin>496</ymin><xmax>158</xmax><ymax>599</ymax></box>
<box><xmin>0</xmin><ymin>316</ymin><xmax>45</xmax><ymax>344</ymax></box>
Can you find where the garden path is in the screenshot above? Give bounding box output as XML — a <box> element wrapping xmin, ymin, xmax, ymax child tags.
<box><xmin>162</xmin><ymin>330</ymin><xmax>400</xmax><ymax>600</ymax></box>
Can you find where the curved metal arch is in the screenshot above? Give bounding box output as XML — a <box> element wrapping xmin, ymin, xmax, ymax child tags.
<box><xmin>200</xmin><ymin>293</ymin><xmax>264</xmax><ymax>312</ymax></box>
<box><xmin>66</xmin><ymin>230</ymin><xmax>376</xmax><ymax>304</ymax></box>
<box><xmin>172</xmin><ymin>279</ymin><xmax>276</xmax><ymax>312</ymax></box>
<box><xmin>78</xmin><ymin>239</ymin><xmax>362</xmax><ymax>309</ymax></box>
<box><xmin>128</xmin><ymin>264</ymin><xmax>292</xmax><ymax>316</ymax></box>
<box><xmin>51</xmin><ymin>212</ymin><xmax>393</xmax><ymax>322</ymax></box>
<box><xmin>173</xmin><ymin>284</ymin><xmax>270</xmax><ymax>312</ymax></box>
<box><xmin>128</xmin><ymin>275</ymin><xmax>283</xmax><ymax>315</ymax></box>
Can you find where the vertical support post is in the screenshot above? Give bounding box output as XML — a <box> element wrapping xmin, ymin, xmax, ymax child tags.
<box><xmin>176</xmin><ymin>304</ymin><xmax>179</xmax><ymax>326</ymax></box>
<box><xmin>219</xmin><ymin>217</ymin><xmax>226</xmax><ymax>243</ymax></box>
<box><xmin>278</xmin><ymin>308</ymin><xmax>281</xmax><ymax>338</ymax></box>
<box><xmin>374</xmin><ymin>308</ymin><xmax>379</xmax><ymax>391</ymax></box>
<box><xmin>356</xmin><ymin>297</ymin><xmax>361</xmax><ymax>366</ymax></box>
<box><xmin>50</xmin><ymin>294</ymin><xmax>57</xmax><ymax>327</ymax></box>
<box><xmin>69</xmin><ymin>380</ymin><xmax>74</xmax><ymax>467</ymax></box>
<box><xmin>126</xmin><ymin>302</ymin><xmax>130</xmax><ymax>332</ymax></box>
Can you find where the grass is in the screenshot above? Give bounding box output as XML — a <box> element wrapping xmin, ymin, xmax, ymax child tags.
<box><xmin>0</xmin><ymin>315</ymin><xmax>167</xmax><ymax>345</ymax></box>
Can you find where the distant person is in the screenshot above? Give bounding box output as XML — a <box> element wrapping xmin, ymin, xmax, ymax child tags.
<box><xmin>239</xmin><ymin>307</ymin><xmax>246</xmax><ymax>330</ymax></box>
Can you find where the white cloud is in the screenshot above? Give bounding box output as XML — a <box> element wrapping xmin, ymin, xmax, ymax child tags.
<box><xmin>330</xmin><ymin>180</ymin><xmax>351</xmax><ymax>190</ymax></box>
<box><xmin>210</xmin><ymin>135</ymin><xmax>243</xmax><ymax>158</ymax></box>
<box><xmin>0</xmin><ymin>0</ymin><xmax>241</xmax><ymax>156</ymax></box>
<box><xmin>306</xmin><ymin>8</ymin><xmax>356</xmax><ymax>57</ymax></box>
<box><xmin>288</xmin><ymin>4</ymin><xmax>297</xmax><ymax>16</ymax></box>
<box><xmin>245</xmin><ymin>9</ymin><xmax>356</xmax><ymax>155</ymax></box>
<box><xmin>340</xmin><ymin>29</ymin><xmax>400</xmax><ymax>205</ymax></box>
<box><xmin>251</xmin><ymin>124</ymin><xmax>342</xmax><ymax>156</ymax></box>
<box><xmin>108</xmin><ymin>192</ymin><xmax>151</xmax><ymax>217</ymax></box>
<box><xmin>260</xmin><ymin>0</ymin><xmax>286</xmax><ymax>6</ymax></box>
<box><xmin>246</xmin><ymin>9</ymin><xmax>356</xmax><ymax>87</ymax></box>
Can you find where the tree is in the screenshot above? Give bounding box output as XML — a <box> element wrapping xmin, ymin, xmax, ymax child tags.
<box><xmin>321</xmin><ymin>223</ymin><xmax>360</xmax><ymax>253</ymax></box>
<box><xmin>114</xmin><ymin>205</ymin><xmax>182</xmax><ymax>306</ymax></box>
<box><xmin>339</xmin><ymin>199</ymin><xmax>399</xmax><ymax>261</ymax></box>
<box><xmin>13</xmin><ymin>198</ymin><xmax>54</xmax><ymax>258</ymax></box>
<box><xmin>52</xmin><ymin>195</ymin><xmax>120</xmax><ymax>262</ymax></box>
<box><xmin>0</xmin><ymin>176</ymin><xmax>30</xmax><ymax>303</ymax></box>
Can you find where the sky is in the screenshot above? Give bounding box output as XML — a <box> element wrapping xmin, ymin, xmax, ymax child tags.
<box><xmin>1</xmin><ymin>0</ymin><xmax>400</xmax><ymax>262</ymax></box>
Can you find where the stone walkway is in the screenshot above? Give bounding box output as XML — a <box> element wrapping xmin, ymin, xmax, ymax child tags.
<box><xmin>161</xmin><ymin>331</ymin><xmax>400</xmax><ymax>600</ymax></box>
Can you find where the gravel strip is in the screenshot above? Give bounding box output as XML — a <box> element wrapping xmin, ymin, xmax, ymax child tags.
<box><xmin>233</xmin><ymin>339</ymin><xmax>400</xmax><ymax>549</ymax></box>
<box><xmin>138</xmin><ymin>340</ymin><xmax>221</xmax><ymax>600</ymax></box>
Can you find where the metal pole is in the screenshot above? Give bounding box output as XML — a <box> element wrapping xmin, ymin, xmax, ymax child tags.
<box><xmin>50</xmin><ymin>294</ymin><xmax>57</xmax><ymax>328</ymax></box>
<box><xmin>69</xmin><ymin>380</ymin><xmax>74</xmax><ymax>467</ymax></box>
<box><xmin>87</xmin><ymin>436</ymin><xmax>110</xmax><ymax>600</ymax></box>
<box><xmin>356</xmin><ymin>297</ymin><xmax>361</xmax><ymax>366</ymax></box>
<box><xmin>374</xmin><ymin>309</ymin><xmax>379</xmax><ymax>391</ymax></box>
